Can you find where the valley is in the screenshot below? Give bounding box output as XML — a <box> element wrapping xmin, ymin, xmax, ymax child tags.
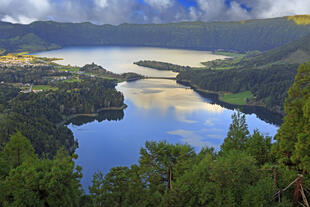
<box><xmin>0</xmin><ymin>14</ymin><xmax>309</xmax><ymax>207</ymax></box>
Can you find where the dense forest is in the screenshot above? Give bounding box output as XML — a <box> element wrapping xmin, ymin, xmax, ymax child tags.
<box><xmin>0</xmin><ymin>65</ymin><xmax>67</xmax><ymax>84</ymax></box>
<box><xmin>175</xmin><ymin>32</ymin><xmax>310</xmax><ymax>114</ymax></box>
<box><xmin>0</xmin><ymin>14</ymin><xmax>309</xmax><ymax>206</ymax></box>
<box><xmin>1</xmin><ymin>16</ymin><xmax>310</xmax><ymax>53</ymax></box>
<box><xmin>0</xmin><ymin>57</ymin><xmax>309</xmax><ymax>207</ymax></box>
<box><xmin>0</xmin><ymin>57</ymin><xmax>145</xmax><ymax>157</ymax></box>
<box><xmin>86</xmin><ymin>60</ymin><xmax>310</xmax><ymax>206</ymax></box>
<box><xmin>134</xmin><ymin>60</ymin><xmax>191</xmax><ymax>72</ymax></box>
<box><xmin>177</xmin><ymin>63</ymin><xmax>298</xmax><ymax>114</ymax></box>
<box><xmin>132</xmin><ymin>32</ymin><xmax>310</xmax><ymax>115</ymax></box>
<box><xmin>0</xmin><ymin>79</ymin><xmax>125</xmax><ymax>157</ymax></box>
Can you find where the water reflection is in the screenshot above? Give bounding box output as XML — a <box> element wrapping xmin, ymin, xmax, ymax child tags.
<box><xmin>68</xmin><ymin>110</ymin><xmax>124</xmax><ymax>126</ymax></box>
<box><xmin>35</xmin><ymin>46</ymin><xmax>279</xmax><ymax>191</ymax></box>
<box><xmin>35</xmin><ymin>46</ymin><xmax>227</xmax><ymax>77</ymax></box>
<box><xmin>194</xmin><ymin>90</ymin><xmax>283</xmax><ymax>126</ymax></box>
<box><xmin>118</xmin><ymin>79</ymin><xmax>225</xmax><ymax>124</ymax></box>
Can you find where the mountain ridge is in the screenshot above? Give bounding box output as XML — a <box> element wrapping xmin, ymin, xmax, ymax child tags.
<box><xmin>1</xmin><ymin>16</ymin><xmax>310</xmax><ymax>53</ymax></box>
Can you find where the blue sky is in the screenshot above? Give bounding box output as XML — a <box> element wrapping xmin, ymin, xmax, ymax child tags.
<box><xmin>178</xmin><ymin>0</ymin><xmax>197</xmax><ymax>7</ymax></box>
<box><xmin>0</xmin><ymin>0</ymin><xmax>309</xmax><ymax>25</ymax></box>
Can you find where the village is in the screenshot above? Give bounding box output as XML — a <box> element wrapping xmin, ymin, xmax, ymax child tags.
<box><xmin>0</xmin><ymin>53</ymin><xmax>50</xmax><ymax>67</ymax></box>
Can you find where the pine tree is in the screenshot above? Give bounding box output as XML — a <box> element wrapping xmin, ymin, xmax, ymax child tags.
<box><xmin>220</xmin><ymin>111</ymin><xmax>249</xmax><ymax>154</ymax></box>
<box><xmin>275</xmin><ymin>62</ymin><xmax>310</xmax><ymax>172</ymax></box>
<box><xmin>3</xmin><ymin>131</ymin><xmax>36</xmax><ymax>168</ymax></box>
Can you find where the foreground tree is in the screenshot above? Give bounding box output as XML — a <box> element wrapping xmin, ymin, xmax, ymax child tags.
<box><xmin>220</xmin><ymin>111</ymin><xmax>249</xmax><ymax>154</ymax></box>
<box><xmin>3</xmin><ymin>131</ymin><xmax>36</xmax><ymax>168</ymax></box>
<box><xmin>246</xmin><ymin>130</ymin><xmax>273</xmax><ymax>166</ymax></box>
<box><xmin>89</xmin><ymin>167</ymin><xmax>130</xmax><ymax>207</ymax></box>
<box><xmin>0</xmin><ymin>133</ymin><xmax>83</xmax><ymax>207</ymax></box>
<box><xmin>275</xmin><ymin>62</ymin><xmax>310</xmax><ymax>172</ymax></box>
<box><xmin>139</xmin><ymin>141</ymin><xmax>195</xmax><ymax>193</ymax></box>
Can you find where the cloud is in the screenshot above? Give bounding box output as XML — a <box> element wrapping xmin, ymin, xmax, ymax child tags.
<box><xmin>1</xmin><ymin>0</ymin><xmax>310</xmax><ymax>25</ymax></box>
<box><xmin>168</xmin><ymin>129</ymin><xmax>210</xmax><ymax>148</ymax></box>
<box><xmin>253</xmin><ymin>0</ymin><xmax>310</xmax><ymax>19</ymax></box>
<box><xmin>1</xmin><ymin>15</ymin><xmax>37</xmax><ymax>24</ymax></box>
<box><xmin>189</xmin><ymin>0</ymin><xmax>250</xmax><ymax>21</ymax></box>
<box><xmin>0</xmin><ymin>0</ymin><xmax>52</xmax><ymax>24</ymax></box>
<box><xmin>144</xmin><ymin>0</ymin><xmax>174</xmax><ymax>10</ymax></box>
<box><xmin>168</xmin><ymin>129</ymin><xmax>223</xmax><ymax>148</ymax></box>
<box><xmin>95</xmin><ymin>0</ymin><xmax>109</xmax><ymax>8</ymax></box>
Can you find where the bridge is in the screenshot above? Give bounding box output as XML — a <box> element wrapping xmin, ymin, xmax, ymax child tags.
<box><xmin>125</xmin><ymin>76</ymin><xmax>177</xmax><ymax>82</ymax></box>
<box><xmin>144</xmin><ymin>77</ymin><xmax>177</xmax><ymax>80</ymax></box>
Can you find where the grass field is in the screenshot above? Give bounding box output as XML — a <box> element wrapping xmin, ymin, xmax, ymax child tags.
<box><xmin>32</xmin><ymin>85</ymin><xmax>58</xmax><ymax>91</ymax></box>
<box><xmin>288</xmin><ymin>15</ymin><xmax>310</xmax><ymax>25</ymax></box>
<box><xmin>56</xmin><ymin>65</ymin><xmax>80</xmax><ymax>72</ymax></box>
<box><xmin>201</xmin><ymin>52</ymin><xmax>246</xmax><ymax>71</ymax></box>
<box><xmin>219</xmin><ymin>91</ymin><xmax>253</xmax><ymax>105</ymax></box>
<box><xmin>213</xmin><ymin>51</ymin><xmax>246</xmax><ymax>59</ymax></box>
<box><xmin>63</xmin><ymin>78</ymin><xmax>82</xmax><ymax>83</ymax></box>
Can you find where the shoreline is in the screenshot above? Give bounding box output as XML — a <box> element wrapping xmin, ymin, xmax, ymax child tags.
<box><xmin>56</xmin><ymin>104</ymin><xmax>127</xmax><ymax>127</ymax></box>
<box><xmin>176</xmin><ymin>79</ymin><xmax>283</xmax><ymax>125</ymax></box>
<box><xmin>177</xmin><ymin>80</ymin><xmax>262</xmax><ymax>107</ymax></box>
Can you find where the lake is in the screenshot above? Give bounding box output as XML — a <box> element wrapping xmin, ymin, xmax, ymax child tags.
<box><xmin>36</xmin><ymin>46</ymin><xmax>279</xmax><ymax>191</ymax></box>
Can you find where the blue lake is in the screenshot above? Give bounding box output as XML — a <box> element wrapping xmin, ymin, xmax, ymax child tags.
<box><xmin>36</xmin><ymin>47</ymin><xmax>279</xmax><ymax>191</ymax></box>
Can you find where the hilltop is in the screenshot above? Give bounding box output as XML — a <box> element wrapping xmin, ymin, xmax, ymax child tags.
<box><xmin>176</xmin><ymin>31</ymin><xmax>310</xmax><ymax>115</ymax></box>
<box><xmin>288</xmin><ymin>14</ymin><xmax>310</xmax><ymax>25</ymax></box>
<box><xmin>1</xmin><ymin>16</ymin><xmax>310</xmax><ymax>53</ymax></box>
<box><xmin>237</xmin><ymin>32</ymin><xmax>310</xmax><ymax>67</ymax></box>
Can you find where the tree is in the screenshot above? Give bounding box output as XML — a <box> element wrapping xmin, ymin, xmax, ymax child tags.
<box><xmin>210</xmin><ymin>150</ymin><xmax>258</xmax><ymax>207</ymax></box>
<box><xmin>275</xmin><ymin>62</ymin><xmax>310</xmax><ymax>172</ymax></box>
<box><xmin>0</xmin><ymin>146</ymin><xmax>83</xmax><ymax>207</ymax></box>
<box><xmin>246</xmin><ymin>130</ymin><xmax>273</xmax><ymax>166</ymax></box>
<box><xmin>125</xmin><ymin>164</ymin><xmax>146</xmax><ymax>207</ymax></box>
<box><xmin>89</xmin><ymin>167</ymin><xmax>131</xmax><ymax>207</ymax></box>
<box><xmin>89</xmin><ymin>172</ymin><xmax>106</xmax><ymax>207</ymax></box>
<box><xmin>166</xmin><ymin>154</ymin><xmax>215</xmax><ymax>207</ymax></box>
<box><xmin>220</xmin><ymin>111</ymin><xmax>249</xmax><ymax>154</ymax></box>
<box><xmin>241</xmin><ymin>177</ymin><xmax>278</xmax><ymax>207</ymax></box>
<box><xmin>139</xmin><ymin>141</ymin><xmax>195</xmax><ymax>194</ymax></box>
<box><xmin>3</xmin><ymin>131</ymin><xmax>36</xmax><ymax>168</ymax></box>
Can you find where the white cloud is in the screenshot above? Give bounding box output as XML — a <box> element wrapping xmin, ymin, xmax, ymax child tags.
<box><xmin>188</xmin><ymin>0</ymin><xmax>310</xmax><ymax>22</ymax></box>
<box><xmin>95</xmin><ymin>0</ymin><xmax>109</xmax><ymax>8</ymax></box>
<box><xmin>190</xmin><ymin>0</ymin><xmax>250</xmax><ymax>21</ymax></box>
<box><xmin>168</xmin><ymin>129</ymin><xmax>209</xmax><ymax>148</ymax></box>
<box><xmin>0</xmin><ymin>0</ymin><xmax>310</xmax><ymax>25</ymax></box>
<box><xmin>168</xmin><ymin>129</ymin><xmax>222</xmax><ymax>149</ymax></box>
<box><xmin>1</xmin><ymin>15</ymin><xmax>37</xmax><ymax>24</ymax></box>
<box><xmin>144</xmin><ymin>0</ymin><xmax>174</xmax><ymax>10</ymax></box>
<box><xmin>0</xmin><ymin>0</ymin><xmax>52</xmax><ymax>24</ymax></box>
<box><xmin>253</xmin><ymin>0</ymin><xmax>310</xmax><ymax>19</ymax></box>
<box><xmin>28</xmin><ymin>0</ymin><xmax>51</xmax><ymax>13</ymax></box>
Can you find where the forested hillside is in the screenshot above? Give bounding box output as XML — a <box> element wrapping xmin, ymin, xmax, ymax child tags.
<box><xmin>0</xmin><ymin>58</ymin><xmax>128</xmax><ymax>157</ymax></box>
<box><xmin>1</xmin><ymin>62</ymin><xmax>308</xmax><ymax>206</ymax></box>
<box><xmin>238</xmin><ymin>31</ymin><xmax>310</xmax><ymax>66</ymax></box>
<box><xmin>0</xmin><ymin>79</ymin><xmax>124</xmax><ymax>157</ymax></box>
<box><xmin>1</xmin><ymin>16</ymin><xmax>310</xmax><ymax>52</ymax></box>
<box><xmin>177</xmin><ymin>63</ymin><xmax>298</xmax><ymax>114</ymax></box>
<box><xmin>176</xmin><ymin>32</ymin><xmax>310</xmax><ymax>114</ymax></box>
<box><xmin>85</xmin><ymin>62</ymin><xmax>310</xmax><ymax>207</ymax></box>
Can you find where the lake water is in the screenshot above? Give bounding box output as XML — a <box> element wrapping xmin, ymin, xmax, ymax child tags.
<box><xmin>36</xmin><ymin>47</ymin><xmax>279</xmax><ymax>191</ymax></box>
<box><xmin>36</xmin><ymin>46</ymin><xmax>227</xmax><ymax>77</ymax></box>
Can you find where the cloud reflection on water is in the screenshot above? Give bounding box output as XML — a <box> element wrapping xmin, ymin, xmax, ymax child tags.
<box><xmin>118</xmin><ymin>79</ymin><xmax>225</xmax><ymax>124</ymax></box>
<box><xmin>117</xmin><ymin>79</ymin><xmax>227</xmax><ymax>147</ymax></box>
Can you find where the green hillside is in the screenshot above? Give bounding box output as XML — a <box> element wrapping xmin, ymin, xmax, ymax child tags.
<box><xmin>238</xmin><ymin>32</ymin><xmax>310</xmax><ymax>67</ymax></box>
<box><xmin>1</xmin><ymin>16</ymin><xmax>310</xmax><ymax>52</ymax></box>
<box><xmin>177</xmin><ymin>32</ymin><xmax>310</xmax><ymax>114</ymax></box>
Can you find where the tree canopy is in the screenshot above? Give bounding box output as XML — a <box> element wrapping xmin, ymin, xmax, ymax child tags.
<box><xmin>275</xmin><ymin>62</ymin><xmax>310</xmax><ymax>173</ymax></box>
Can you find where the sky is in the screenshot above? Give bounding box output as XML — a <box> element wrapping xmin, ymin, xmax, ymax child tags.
<box><xmin>0</xmin><ymin>0</ymin><xmax>310</xmax><ymax>25</ymax></box>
